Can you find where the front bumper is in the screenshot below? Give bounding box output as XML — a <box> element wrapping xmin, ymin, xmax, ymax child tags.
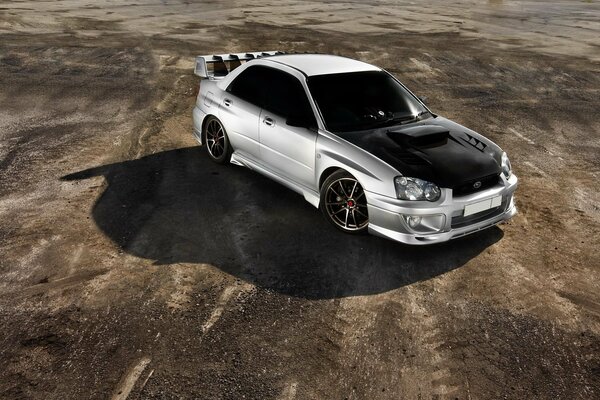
<box><xmin>366</xmin><ymin>174</ymin><xmax>518</xmax><ymax>245</ymax></box>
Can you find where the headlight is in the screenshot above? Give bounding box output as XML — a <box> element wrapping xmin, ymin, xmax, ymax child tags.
<box><xmin>501</xmin><ymin>152</ymin><xmax>512</xmax><ymax>179</ymax></box>
<box><xmin>394</xmin><ymin>176</ymin><xmax>441</xmax><ymax>201</ymax></box>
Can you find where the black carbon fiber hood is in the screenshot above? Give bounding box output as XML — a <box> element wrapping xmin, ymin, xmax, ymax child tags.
<box><xmin>337</xmin><ymin>118</ymin><xmax>502</xmax><ymax>188</ymax></box>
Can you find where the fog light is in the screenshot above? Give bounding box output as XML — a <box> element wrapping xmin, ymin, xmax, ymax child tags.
<box><xmin>401</xmin><ymin>214</ymin><xmax>446</xmax><ymax>234</ymax></box>
<box><xmin>406</xmin><ymin>215</ymin><xmax>422</xmax><ymax>228</ymax></box>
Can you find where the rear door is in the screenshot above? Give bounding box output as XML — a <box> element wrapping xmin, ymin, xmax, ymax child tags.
<box><xmin>259</xmin><ymin>68</ymin><xmax>318</xmax><ymax>189</ymax></box>
<box><xmin>220</xmin><ymin>66</ymin><xmax>268</xmax><ymax>160</ymax></box>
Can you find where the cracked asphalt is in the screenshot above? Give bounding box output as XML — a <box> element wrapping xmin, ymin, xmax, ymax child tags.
<box><xmin>1</xmin><ymin>1</ymin><xmax>599</xmax><ymax>399</ymax></box>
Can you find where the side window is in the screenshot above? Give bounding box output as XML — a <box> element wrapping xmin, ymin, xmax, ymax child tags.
<box><xmin>263</xmin><ymin>69</ymin><xmax>317</xmax><ymax>127</ymax></box>
<box><xmin>226</xmin><ymin>66</ymin><xmax>267</xmax><ymax>106</ymax></box>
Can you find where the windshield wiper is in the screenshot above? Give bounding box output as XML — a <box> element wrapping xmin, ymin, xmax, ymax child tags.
<box><xmin>402</xmin><ymin>110</ymin><xmax>431</xmax><ymax>123</ymax></box>
<box><xmin>370</xmin><ymin>111</ymin><xmax>430</xmax><ymax>128</ymax></box>
<box><xmin>342</xmin><ymin>111</ymin><xmax>432</xmax><ymax>132</ymax></box>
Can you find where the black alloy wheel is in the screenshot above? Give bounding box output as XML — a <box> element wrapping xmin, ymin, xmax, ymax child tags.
<box><xmin>203</xmin><ymin>116</ymin><xmax>231</xmax><ymax>164</ymax></box>
<box><xmin>320</xmin><ymin>170</ymin><xmax>369</xmax><ymax>233</ymax></box>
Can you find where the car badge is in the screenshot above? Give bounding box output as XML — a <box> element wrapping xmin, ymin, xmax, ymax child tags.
<box><xmin>473</xmin><ymin>181</ymin><xmax>482</xmax><ymax>189</ymax></box>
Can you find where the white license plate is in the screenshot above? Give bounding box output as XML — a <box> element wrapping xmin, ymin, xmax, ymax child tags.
<box><xmin>463</xmin><ymin>195</ymin><xmax>502</xmax><ymax>217</ymax></box>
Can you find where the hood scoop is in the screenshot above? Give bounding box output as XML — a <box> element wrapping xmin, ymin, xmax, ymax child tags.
<box><xmin>335</xmin><ymin>119</ymin><xmax>502</xmax><ymax>188</ymax></box>
<box><xmin>387</xmin><ymin>125</ymin><xmax>450</xmax><ymax>148</ymax></box>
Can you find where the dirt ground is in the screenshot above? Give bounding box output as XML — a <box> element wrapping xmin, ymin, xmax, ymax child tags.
<box><xmin>1</xmin><ymin>0</ymin><xmax>599</xmax><ymax>399</ymax></box>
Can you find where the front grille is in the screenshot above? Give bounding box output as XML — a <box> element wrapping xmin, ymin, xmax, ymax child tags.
<box><xmin>451</xmin><ymin>196</ymin><xmax>507</xmax><ymax>229</ymax></box>
<box><xmin>453</xmin><ymin>173</ymin><xmax>500</xmax><ymax>197</ymax></box>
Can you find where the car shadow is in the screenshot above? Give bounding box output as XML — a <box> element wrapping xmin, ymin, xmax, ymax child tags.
<box><xmin>62</xmin><ymin>146</ymin><xmax>503</xmax><ymax>299</ymax></box>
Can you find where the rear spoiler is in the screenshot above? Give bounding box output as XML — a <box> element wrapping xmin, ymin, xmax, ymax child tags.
<box><xmin>194</xmin><ymin>51</ymin><xmax>285</xmax><ymax>79</ymax></box>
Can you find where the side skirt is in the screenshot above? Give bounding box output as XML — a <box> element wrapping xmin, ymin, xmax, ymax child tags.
<box><xmin>230</xmin><ymin>152</ymin><xmax>320</xmax><ymax>208</ymax></box>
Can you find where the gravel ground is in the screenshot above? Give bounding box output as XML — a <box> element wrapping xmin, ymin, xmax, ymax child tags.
<box><xmin>0</xmin><ymin>1</ymin><xmax>599</xmax><ymax>399</ymax></box>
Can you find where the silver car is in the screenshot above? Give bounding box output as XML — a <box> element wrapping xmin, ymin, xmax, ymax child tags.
<box><xmin>192</xmin><ymin>52</ymin><xmax>517</xmax><ymax>245</ymax></box>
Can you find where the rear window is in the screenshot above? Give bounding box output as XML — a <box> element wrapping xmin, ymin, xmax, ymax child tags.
<box><xmin>226</xmin><ymin>66</ymin><xmax>269</xmax><ymax>106</ymax></box>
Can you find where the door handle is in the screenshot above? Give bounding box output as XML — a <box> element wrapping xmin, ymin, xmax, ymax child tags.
<box><xmin>223</xmin><ymin>98</ymin><xmax>232</xmax><ymax>107</ymax></box>
<box><xmin>263</xmin><ymin>117</ymin><xmax>274</xmax><ymax>126</ymax></box>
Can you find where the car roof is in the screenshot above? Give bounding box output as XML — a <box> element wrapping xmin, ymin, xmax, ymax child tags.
<box><xmin>265</xmin><ymin>54</ymin><xmax>381</xmax><ymax>77</ymax></box>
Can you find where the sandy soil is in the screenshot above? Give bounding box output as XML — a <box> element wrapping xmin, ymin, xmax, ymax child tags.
<box><xmin>1</xmin><ymin>0</ymin><xmax>599</xmax><ymax>399</ymax></box>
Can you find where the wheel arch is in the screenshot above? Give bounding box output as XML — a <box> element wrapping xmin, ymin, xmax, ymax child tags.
<box><xmin>319</xmin><ymin>167</ymin><xmax>346</xmax><ymax>190</ymax></box>
<box><xmin>201</xmin><ymin>114</ymin><xmax>218</xmax><ymax>142</ymax></box>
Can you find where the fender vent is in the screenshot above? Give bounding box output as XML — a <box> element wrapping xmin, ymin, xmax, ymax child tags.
<box><xmin>461</xmin><ymin>133</ymin><xmax>487</xmax><ymax>152</ymax></box>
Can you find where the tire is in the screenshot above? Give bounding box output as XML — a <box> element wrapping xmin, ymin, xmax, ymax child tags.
<box><xmin>320</xmin><ymin>170</ymin><xmax>369</xmax><ymax>234</ymax></box>
<box><xmin>203</xmin><ymin>116</ymin><xmax>232</xmax><ymax>164</ymax></box>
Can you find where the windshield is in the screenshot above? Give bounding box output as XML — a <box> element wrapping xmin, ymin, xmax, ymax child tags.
<box><xmin>307</xmin><ymin>71</ymin><xmax>429</xmax><ymax>133</ymax></box>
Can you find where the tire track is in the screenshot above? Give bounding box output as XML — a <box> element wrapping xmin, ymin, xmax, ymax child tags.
<box><xmin>201</xmin><ymin>282</ymin><xmax>254</xmax><ymax>335</ymax></box>
<box><xmin>397</xmin><ymin>286</ymin><xmax>463</xmax><ymax>399</ymax></box>
<box><xmin>110</xmin><ymin>356</ymin><xmax>151</xmax><ymax>400</ymax></box>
